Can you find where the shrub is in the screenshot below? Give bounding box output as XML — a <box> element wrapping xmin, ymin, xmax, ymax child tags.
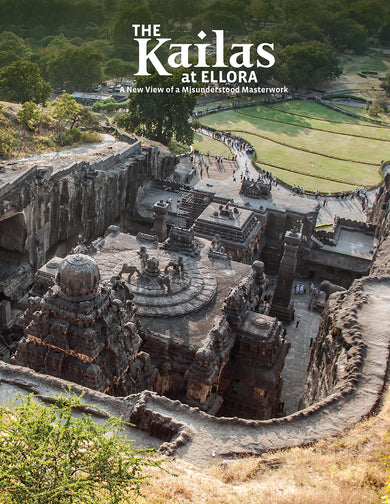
<box><xmin>0</xmin><ymin>391</ymin><xmax>160</xmax><ymax>504</ymax></box>
<box><xmin>60</xmin><ymin>132</ymin><xmax>74</xmax><ymax>145</ymax></box>
<box><xmin>81</xmin><ymin>130</ymin><xmax>102</xmax><ymax>144</ymax></box>
<box><xmin>0</xmin><ymin>128</ymin><xmax>17</xmax><ymax>157</ymax></box>
<box><xmin>69</xmin><ymin>127</ymin><xmax>82</xmax><ymax>142</ymax></box>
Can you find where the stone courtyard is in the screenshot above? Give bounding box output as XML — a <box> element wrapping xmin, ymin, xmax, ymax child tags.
<box><xmin>0</xmin><ymin>130</ymin><xmax>389</xmax><ymax>467</ymax></box>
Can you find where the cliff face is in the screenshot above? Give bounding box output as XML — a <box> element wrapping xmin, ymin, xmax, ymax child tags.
<box><xmin>0</xmin><ymin>145</ymin><xmax>177</xmax><ymax>270</ymax></box>
<box><xmin>300</xmin><ymin>174</ymin><xmax>390</xmax><ymax>408</ymax></box>
<box><xmin>299</xmin><ymin>284</ymin><xmax>367</xmax><ymax>408</ymax></box>
<box><xmin>368</xmin><ymin>173</ymin><xmax>390</xmax><ymax>277</ymax></box>
<box><xmin>0</xmin><ymin>143</ymin><xmax>176</xmax><ymax>302</ymax></box>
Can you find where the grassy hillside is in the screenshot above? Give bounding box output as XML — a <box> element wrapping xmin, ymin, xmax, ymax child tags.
<box><xmin>0</xmin><ymin>100</ymin><xmax>101</xmax><ymax>159</ymax></box>
<box><xmin>138</xmin><ymin>388</ymin><xmax>390</xmax><ymax>504</ymax></box>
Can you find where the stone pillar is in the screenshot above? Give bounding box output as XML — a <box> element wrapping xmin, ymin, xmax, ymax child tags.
<box><xmin>270</xmin><ymin>229</ymin><xmax>302</xmax><ymax>323</ymax></box>
<box><xmin>152</xmin><ymin>200</ymin><xmax>169</xmax><ymax>242</ymax></box>
<box><xmin>0</xmin><ymin>300</ymin><xmax>12</xmax><ymax>329</ymax></box>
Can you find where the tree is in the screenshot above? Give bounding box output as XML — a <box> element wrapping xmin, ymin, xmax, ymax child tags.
<box><xmin>348</xmin><ymin>0</ymin><xmax>386</xmax><ymax>36</ymax></box>
<box><xmin>47</xmin><ymin>45</ymin><xmax>104</xmax><ymax>92</ymax></box>
<box><xmin>17</xmin><ymin>102</ymin><xmax>41</xmax><ymax>131</ymax></box>
<box><xmin>0</xmin><ymin>105</ymin><xmax>17</xmax><ymax>157</ymax></box>
<box><xmin>110</xmin><ymin>6</ymin><xmax>153</xmax><ymax>46</ymax></box>
<box><xmin>104</xmin><ymin>58</ymin><xmax>137</xmax><ymax>80</ymax></box>
<box><xmin>248</xmin><ymin>0</ymin><xmax>279</xmax><ymax>24</ymax></box>
<box><xmin>368</xmin><ymin>102</ymin><xmax>380</xmax><ymax>117</ymax></box>
<box><xmin>51</xmin><ymin>93</ymin><xmax>83</xmax><ymax>145</ymax></box>
<box><xmin>282</xmin><ymin>41</ymin><xmax>341</xmax><ymax>88</ymax></box>
<box><xmin>116</xmin><ymin>72</ymin><xmax>197</xmax><ymax>145</ymax></box>
<box><xmin>0</xmin><ymin>60</ymin><xmax>51</xmax><ymax>104</ymax></box>
<box><xmin>380</xmin><ymin>17</ymin><xmax>390</xmax><ymax>45</ymax></box>
<box><xmin>191</xmin><ymin>10</ymin><xmax>244</xmax><ymax>36</ymax></box>
<box><xmin>0</xmin><ymin>128</ymin><xmax>17</xmax><ymax>157</ymax></box>
<box><xmin>0</xmin><ymin>391</ymin><xmax>159</xmax><ymax>504</ymax></box>
<box><xmin>281</xmin><ymin>0</ymin><xmax>319</xmax><ymax>22</ymax></box>
<box><xmin>0</xmin><ymin>31</ymin><xmax>31</xmax><ymax>61</ymax></box>
<box><xmin>318</xmin><ymin>14</ymin><xmax>368</xmax><ymax>54</ymax></box>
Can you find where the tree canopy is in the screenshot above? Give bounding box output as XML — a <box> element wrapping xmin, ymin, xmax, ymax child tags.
<box><xmin>46</xmin><ymin>45</ymin><xmax>104</xmax><ymax>92</ymax></box>
<box><xmin>116</xmin><ymin>72</ymin><xmax>197</xmax><ymax>145</ymax></box>
<box><xmin>51</xmin><ymin>93</ymin><xmax>83</xmax><ymax>144</ymax></box>
<box><xmin>0</xmin><ymin>391</ymin><xmax>160</xmax><ymax>504</ymax></box>
<box><xmin>16</xmin><ymin>101</ymin><xmax>41</xmax><ymax>131</ymax></box>
<box><xmin>0</xmin><ymin>0</ymin><xmax>388</xmax><ymax>97</ymax></box>
<box><xmin>0</xmin><ymin>60</ymin><xmax>51</xmax><ymax>104</ymax></box>
<box><xmin>282</xmin><ymin>41</ymin><xmax>341</xmax><ymax>88</ymax></box>
<box><xmin>381</xmin><ymin>73</ymin><xmax>390</xmax><ymax>97</ymax></box>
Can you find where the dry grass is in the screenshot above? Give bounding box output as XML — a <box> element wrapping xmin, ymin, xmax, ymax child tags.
<box><xmin>0</xmin><ymin>101</ymin><xmax>102</xmax><ymax>159</ymax></box>
<box><xmin>138</xmin><ymin>388</ymin><xmax>390</xmax><ymax>504</ymax></box>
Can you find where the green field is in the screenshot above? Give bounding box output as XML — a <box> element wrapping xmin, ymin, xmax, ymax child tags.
<box><xmin>194</xmin><ymin>96</ymin><xmax>260</xmax><ymax>113</ymax></box>
<box><xmin>331</xmin><ymin>103</ymin><xmax>390</xmax><ymax>123</ymax></box>
<box><xmin>200</xmin><ymin>101</ymin><xmax>390</xmax><ymax>193</ymax></box>
<box><xmin>341</xmin><ymin>53</ymin><xmax>390</xmax><ymax>74</ymax></box>
<box><xmin>192</xmin><ymin>132</ymin><xmax>232</xmax><ymax>158</ymax></box>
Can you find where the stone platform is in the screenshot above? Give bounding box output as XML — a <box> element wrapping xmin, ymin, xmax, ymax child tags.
<box><xmin>94</xmin><ymin>232</ymin><xmax>251</xmax><ymax>348</ymax></box>
<box><xmin>99</xmin><ymin>249</ymin><xmax>217</xmax><ymax>318</ymax></box>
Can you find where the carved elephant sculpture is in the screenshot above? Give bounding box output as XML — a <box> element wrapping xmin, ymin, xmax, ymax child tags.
<box><xmin>319</xmin><ymin>280</ymin><xmax>346</xmax><ymax>300</ymax></box>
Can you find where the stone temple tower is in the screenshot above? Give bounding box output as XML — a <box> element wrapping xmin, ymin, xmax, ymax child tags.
<box><xmin>12</xmin><ymin>254</ymin><xmax>157</xmax><ymax>395</ymax></box>
<box><xmin>270</xmin><ymin>228</ymin><xmax>302</xmax><ymax>323</ymax></box>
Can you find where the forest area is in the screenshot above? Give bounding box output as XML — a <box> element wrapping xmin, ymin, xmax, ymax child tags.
<box><xmin>0</xmin><ymin>0</ymin><xmax>389</xmax><ymax>98</ymax></box>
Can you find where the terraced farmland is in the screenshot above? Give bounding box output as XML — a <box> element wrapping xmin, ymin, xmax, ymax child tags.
<box><xmin>200</xmin><ymin>100</ymin><xmax>390</xmax><ymax>193</ymax></box>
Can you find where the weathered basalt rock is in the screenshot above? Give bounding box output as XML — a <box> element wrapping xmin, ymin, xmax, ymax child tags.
<box><xmin>368</xmin><ymin>173</ymin><xmax>390</xmax><ymax>277</ymax></box>
<box><xmin>300</xmin><ymin>175</ymin><xmax>390</xmax><ymax>408</ymax></box>
<box><xmin>0</xmin><ymin>144</ymin><xmax>177</xmax><ymax>285</ymax></box>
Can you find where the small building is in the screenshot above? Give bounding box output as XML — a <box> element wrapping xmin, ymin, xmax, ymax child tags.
<box><xmin>72</xmin><ymin>92</ymin><xmax>112</xmax><ymax>105</ymax></box>
<box><xmin>308</xmin><ymin>218</ymin><xmax>377</xmax><ymax>286</ymax></box>
<box><xmin>192</xmin><ymin>202</ymin><xmax>262</xmax><ymax>262</ymax></box>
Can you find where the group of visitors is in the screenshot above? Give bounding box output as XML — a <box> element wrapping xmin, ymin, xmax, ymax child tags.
<box><xmin>292</xmin><ymin>185</ymin><xmax>304</xmax><ymax>194</ymax></box>
<box><xmin>294</xmin><ymin>283</ymin><xmax>306</xmax><ymax>295</ymax></box>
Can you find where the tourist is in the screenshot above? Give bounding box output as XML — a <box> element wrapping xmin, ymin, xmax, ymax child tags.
<box><xmin>296</xmin><ymin>316</ymin><xmax>301</xmax><ymax>328</ymax></box>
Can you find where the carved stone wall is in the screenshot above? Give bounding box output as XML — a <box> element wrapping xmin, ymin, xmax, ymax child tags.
<box><xmin>0</xmin><ymin>145</ymin><xmax>176</xmax><ymax>300</ymax></box>
<box><xmin>299</xmin><ymin>175</ymin><xmax>390</xmax><ymax>408</ymax></box>
<box><xmin>12</xmin><ymin>254</ymin><xmax>158</xmax><ymax>396</ymax></box>
<box><xmin>368</xmin><ymin>173</ymin><xmax>390</xmax><ymax>277</ymax></box>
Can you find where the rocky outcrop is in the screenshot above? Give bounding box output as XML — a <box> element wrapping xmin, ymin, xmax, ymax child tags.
<box><xmin>299</xmin><ymin>285</ymin><xmax>366</xmax><ymax>408</ymax></box>
<box><xmin>299</xmin><ymin>174</ymin><xmax>390</xmax><ymax>409</ymax></box>
<box><xmin>0</xmin><ymin>143</ymin><xmax>177</xmax><ymax>300</ymax></box>
<box><xmin>368</xmin><ymin>173</ymin><xmax>390</xmax><ymax>277</ymax></box>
